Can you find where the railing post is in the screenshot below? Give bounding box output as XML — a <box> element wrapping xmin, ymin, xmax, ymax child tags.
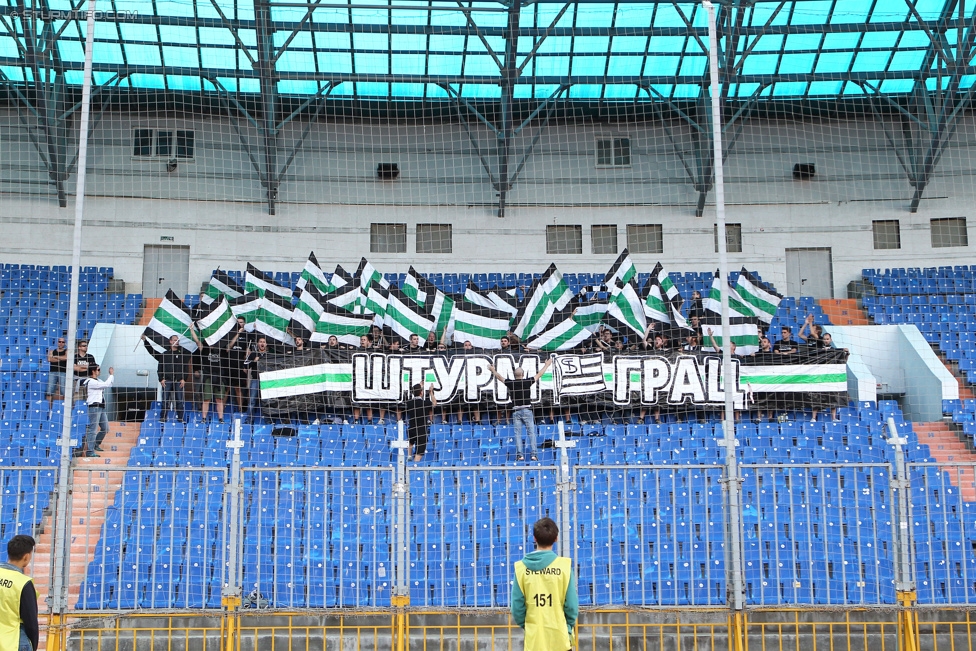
<box><xmin>886</xmin><ymin>417</ymin><xmax>920</xmax><ymax>651</ymax></box>
<box><xmin>221</xmin><ymin>418</ymin><xmax>245</xmax><ymax>651</ymax></box>
<box><xmin>554</xmin><ymin>420</ymin><xmax>576</xmax><ymax>559</ymax></box>
<box><xmin>391</xmin><ymin>420</ymin><xmax>411</xmax><ymax>651</ymax></box>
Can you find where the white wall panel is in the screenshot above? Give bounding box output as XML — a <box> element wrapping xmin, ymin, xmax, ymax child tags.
<box><xmin>0</xmin><ymin>110</ymin><xmax>972</xmax><ymax>294</ymax></box>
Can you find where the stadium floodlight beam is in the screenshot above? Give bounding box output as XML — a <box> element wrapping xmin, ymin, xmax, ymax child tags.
<box><xmin>703</xmin><ymin>0</ymin><xmax>746</xmax><ymax>619</ymax></box>
<box><xmin>49</xmin><ymin>0</ymin><xmax>96</xmax><ymax>641</ymax></box>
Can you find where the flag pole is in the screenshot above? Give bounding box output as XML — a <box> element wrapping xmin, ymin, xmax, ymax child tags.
<box><xmin>704</xmin><ymin>0</ymin><xmax>746</xmax><ymax>617</ymax></box>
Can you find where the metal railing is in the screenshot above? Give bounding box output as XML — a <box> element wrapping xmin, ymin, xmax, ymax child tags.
<box><xmin>8</xmin><ymin>416</ymin><xmax>972</xmax><ymax>651</ymax></box>
<box><xmin>69</xmin><ymin>468</ymin><xmax>228</xmax><ymax>610</ymax></box>
<box><xmin>61</xmin><ymin>608</ymin><xmax>976</xmax><ymax>651</ymax></box>
<box><xmin>48</xmin><ymin>423</ymin><xmax>976</xmax><ymax>614</ymax></box>
<box><xmin>238</xmin><ymin>468</ymin><xmax>395</xmax><ymax>608</ymax></box>
<box><xmin>739</xmin><ymin>463</ymin><xmax>896</xmax><ymax>606</ymax></box>
<box><xmin>573</xmin><ymin>465</ymin><xmax>727</xmax><ymax>607</ymax></box>
<box><xmin>908</xmin><ymin>462</ymin><xmax>976</xmax><ymax>605</ymax></box>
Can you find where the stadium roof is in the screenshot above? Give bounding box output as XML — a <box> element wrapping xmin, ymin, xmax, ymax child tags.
<box><xmin>0</xmin><ymin>0</ymin><xmax>974</xmax><ymax>100</ymax></box>
<box><xmin>1</xmin><ymin>0</ymin><xmax>973</xmax><ymax>216</ymax></box>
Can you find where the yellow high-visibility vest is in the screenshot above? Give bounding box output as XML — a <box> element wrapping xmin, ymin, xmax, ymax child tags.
<box><xmin>0</xmin><ymin>565</ymin><xmax>31</xmax><ymax>651</ymax></box>
<box><xmin>514</xmin><ymin>556</ymin><xmax>573</xmax><ymax>651</ymax></box>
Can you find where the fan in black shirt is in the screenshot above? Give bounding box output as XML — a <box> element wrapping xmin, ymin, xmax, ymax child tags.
<box><xmin>403</xmin><ymin>384</ymin><xmax>437</xmax><ymax>461</ymax></box>
<box><xmin>774</xmin><ymin>327</ymin><xmax>798</xmax><ymax>355</ymax></box>
<box><xmin>799</xmin><ymin>315</ymin><xmax>828</xmax><ymax>349</ymax></box>
<box><xmin>190</xmin><ymin>326</ymin><xmax>230</xmax><ymax>423</ymax></box>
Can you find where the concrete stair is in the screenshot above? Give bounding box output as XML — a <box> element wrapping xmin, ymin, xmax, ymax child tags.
<box><xmin>29</xmin><ymin>422</ymin><xmax>141</xmax><ymax>645</ymax></box>
<box><xmin>818</xmin><ymin>298</ymin><xmax>869</xmax><ymax>325</ymax></box>
<box><xmin>914</xmin><ymin>421</ymin><xmax>976</xmax><ymax>502</ymax></box>
<box><xmin>138</xmin><ymin>298</ymin><xmax>162</xmax><ymax>326</ymax></box>
<box><xmin>940</xmin><ymin>359</ymin><xmax>976</xmax><ymax>401</ymax></box>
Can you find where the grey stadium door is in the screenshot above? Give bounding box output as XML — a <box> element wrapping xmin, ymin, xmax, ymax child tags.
<box><xmin>142</xmin><ymin>245</ymin><xmax>190</xmax><ymax>299</ymax></box>
<box><xmin>785</xmin><ymin>248</ymin><xmax>833</xmax><ymax>299</ymax></box>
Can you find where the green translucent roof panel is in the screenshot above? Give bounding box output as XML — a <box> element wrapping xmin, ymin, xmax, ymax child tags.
<box><xmin>0</xmin><ymin>0</ymin><xmax>972</xmax><ymax>100</ymax></box>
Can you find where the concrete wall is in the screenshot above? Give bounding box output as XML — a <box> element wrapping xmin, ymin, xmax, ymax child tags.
<box><xmin>1</xmin><ymin>109</ymin><xmax>974</xmax><ymax>293</ymax></box>
<box><xmin>828</xmin><ymin>325</ymin><xmax>958</xmax><ymax>421</ymax></box>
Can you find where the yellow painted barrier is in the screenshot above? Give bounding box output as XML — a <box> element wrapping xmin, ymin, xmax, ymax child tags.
<box><xmin>45</xmin><ymin>607</ymin><xmax>976</xmax><ymax>651</ymax></box>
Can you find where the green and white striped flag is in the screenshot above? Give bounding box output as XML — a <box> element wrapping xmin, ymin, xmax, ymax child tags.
<box><xmin>295</xmin><ymin>252</ymin><xmax>330</xmax><ymax>296</ymax></box>
<box><xmin>254</xmin><ymin>293</ymin><xmax>296</xmax><ymax>345</ymax></box>
<box><xmin>512</xmin><ymin>264</ymin><xmax>573</xmax><ymax>339</ymax></box>
<box><xmin>245</xmin><ymin>263</ymin><xmax>291</xmax><ymax>299</ymax></box>
<box><xmin>402</xmin><ymin>266</ymin><xmax>428</xmax><ymax>305</ymax></box>
<box><xmin>385</xmin><ymin>286</ymin><xmax>434</xmax><ymax>342</ymax></box>
<box><xmin>703</xmin><ymin>271</ymin><xmax>758</xmax><ymax>320</ymax></box>
<box><xmin>525</xmin><ymin>315</ymin><xmax>592</xmax><ymax>351</ymax></box>
<box><xmin>326</xmin><ymin>265</ymin><xmax>353</xmax><ymax>295</ymax></box>
<box><xmin>363</xmin><ymin>283</ymin><xmax>388</xmax><ymax>320</ymax></box>
<box><xmin>356</xmin><ymin>258</ymin><xmax>390</xmax><ymax>291</ymax></box>
<box><xmin>327</xmin><ymin>284</ymin><xmax>365</xmax><ymax>314</ymax></box>
<box><xmin>735</xmin><ymin>268</ymin><xmax>783</xmax><ymax>325</ymax></box>
<box><xmin>312</xmin><ymin>304</ymin><xmax>374</xmax><ymax>346</ymax></box>
<box><xmin>291</xmin><ymin>284</ymin><xmax>327</xmax><ymax>340</ymax></box>
<box><xmin>603</xmin><ymin>249</ymin><xmax>637</xmax><ymax>287</ymax></box>
<box><xmin>739</xmin><ymin>363</ymin><xmax>847</xmax><ymax>392</ymax></box>
<box><xmin>571</xmin><ymin>295</ymin><xmax>609</xmax><ymax>333</ymax></box>
<box><xmin>606</xmin><ymin>278</ymin><xmax>647</xmax><ymax>338</ymax></box>
<box><xmin>644</xmin><ymin>263</ymin><xmax>688</xmax><ymax>328</ymax></box>
<box><xmin>142</xmin><ymin>290</ymin><xmax>197</xmax><ymax>354</ymax></box>
<box><xmin>462</xmin><ymin>282</ymin><xmax>497</xmax><ymax>311</ymax></box>
<box><xmin>203</xmin><ymin>270</ymin><xmax>243</xmax><ymax>305</ymax></box>
<box><xmin>428</xmin><ymin>291</ymin><xmax>455</xmax><ymax>340</ymax></box>
<box><xmin>653</xmin><ymin>262</ymin><xmax>681</xmax><ymax>307</ymax></box>
<box><xmin>259</xmin><ymin>362</ymin><xmax>353</xmax><ymax>400</ymax></box>
<box><xmin>642</xmin><ymin>275</ymin><xmax>670</xmax><ymax>324</ymax></box>
<box><xmin>195</xmin><ymin>295</ymin><xmax>236</xmax><ymax>346</ymax></box>
<box><xmin>230</xmin><ymin>291</ymin><xmax>264</xmax><ymax>324</ymax></box>
<box><xmin>702</xmin><ymin>322</ymin><xmax>760</xmax><ymax>355</ymax></box>
<box><xmin>452</xmin><ymin>303</ymin><xmax>511</xmax><ymax>349</ymax></box>
<box><xmin>487</xmin><ymin>287</ymin><xmax>519</xmax><ymax>318</ymax></box>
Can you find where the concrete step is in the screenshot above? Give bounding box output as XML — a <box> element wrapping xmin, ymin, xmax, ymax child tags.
<box><xmin>939</xmin><ymin>359</ymin><xmax>976</xmax><ymax>400</ymax></box>
<box><xmin>138</xmin><ymin>298</ymin><xmax>162</xmax><ymax>326</ymax></box>
<box><xmin>915</xmin><ymin>422</ymin><xmax>976</xmax><ymax>500</ymax></box>
<box><xmin>30</xmin><ymin>421</ymin><xmax>141</xmax><ymax>646</ymax></box>
<box><xmin>818</xmin><ymin>298</ymin><xmax>870</xmax><ymax>325</ymax></box>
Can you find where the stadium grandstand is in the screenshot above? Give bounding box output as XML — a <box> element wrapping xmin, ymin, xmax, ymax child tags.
<box><xmin>1</xmin><ymin>0</ymin><xmax>976</xmax><ymax>649</ymax></box>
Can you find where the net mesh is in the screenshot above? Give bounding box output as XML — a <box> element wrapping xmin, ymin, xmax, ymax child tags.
<box><xmin>0</xmin><ymin>0</ymin><xmax>974</xmax><ymax>617</ymax></box>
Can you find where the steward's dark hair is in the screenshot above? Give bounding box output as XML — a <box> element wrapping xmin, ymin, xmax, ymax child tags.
<box><xmin>7</xmin><ymin>535</ymin><xmax>35</xmax><ymax>561</ymax></box>
<box><xmin>532</xmin><ymin>517</ymin><xmax>559</xmax><ymax>547</ymax></box>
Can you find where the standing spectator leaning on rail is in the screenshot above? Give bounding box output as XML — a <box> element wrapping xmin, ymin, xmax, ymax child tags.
<box><xmin>487</xmin><ymin>358</ymin><xmax>552</xmax><ymax>462</ymax></box>
<box><xmin>404</xmin><ymin>383</ymin><xmax>436</xmax><ymax>462</ymax></box>
<box><xmin>0</xmin><ymin>535</ymin><xmax>39</xmax><ymax>651</ymax></box>
<box><xmin>511</xmin><ymin>517</ymin><xmax>578</xmax><ymax>651</ymax></box>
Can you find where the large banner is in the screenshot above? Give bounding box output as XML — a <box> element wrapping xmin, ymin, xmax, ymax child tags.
<box><xmin>257</xmin><ymin>349</ymin><xmax>848</xmax><ymax>415</ymax></box>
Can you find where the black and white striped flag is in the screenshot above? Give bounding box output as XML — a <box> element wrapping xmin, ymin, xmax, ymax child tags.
<box><xmin>552</xmin><ymin>353</ymin><xmax>606</xmax><ymax>399</ymax></box>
